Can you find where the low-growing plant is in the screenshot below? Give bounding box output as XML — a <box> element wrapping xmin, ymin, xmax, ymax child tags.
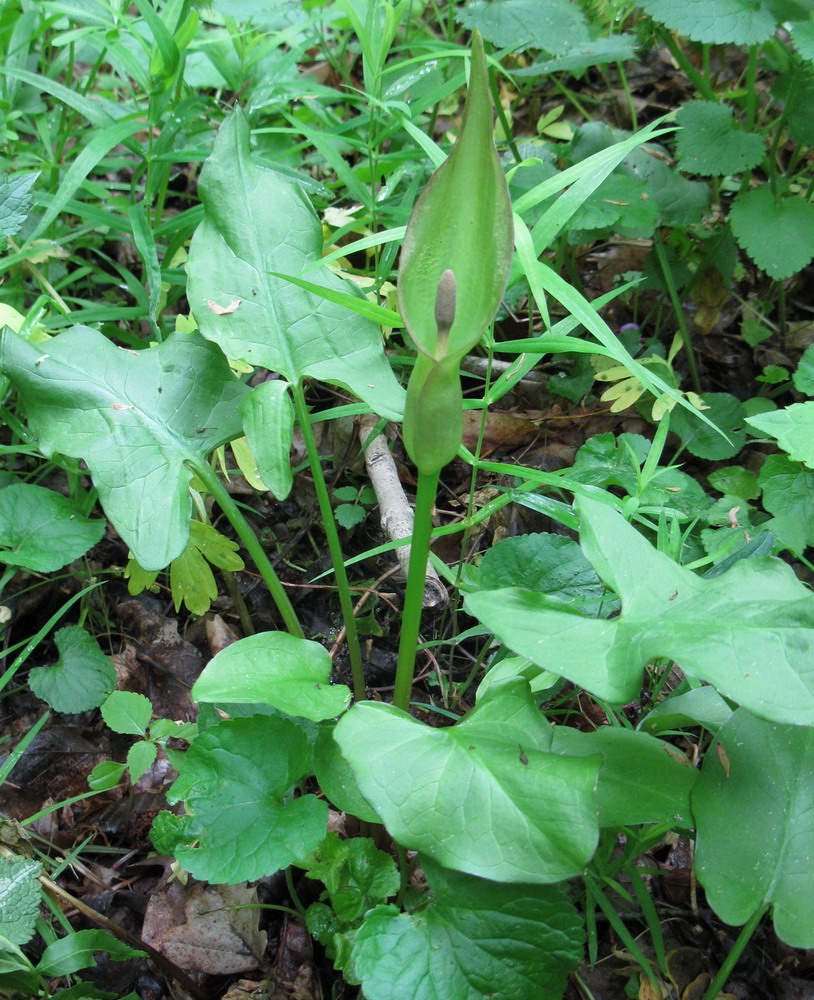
<box><xmin>3</xmin><ymin>3</ymin><xmax>814</xmax><ymax>999</ymax></box>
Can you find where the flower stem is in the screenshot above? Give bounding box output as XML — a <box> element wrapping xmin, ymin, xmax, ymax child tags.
<box><xmin>393</xmin><ymin>469</ymin><xmax>440</xmax><ymax>712</ymax></box>
<box><xmin>191</xmin><ymin>459</ymin><xmax>303</xmax><ymax>638</ymax></box>
<box><xmin>292</xmin><ymin>384</ymin><xmax>366</xmax><ymax>702</ymax></box>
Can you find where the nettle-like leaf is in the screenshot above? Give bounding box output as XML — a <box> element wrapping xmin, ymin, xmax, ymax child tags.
<box><xmin>334</xmin><ymin>680</ymin><xmax>599</xmax><ymax>884</ymax></box>
<box><xmin>101</xmin><ymin>691</ymin><xmax>153</xmax><ymax>736</ymax></box>
<box><xmin>637</xmin><ymin>0</ymin><xmax>776</xmax><ymax>44</ymax></box>
<box><xmin>353</xmin><ymin>857</ymin><xmax>584</xmax><ymax>1000</ymax></box>
<box><xmin>192</xmin><ymin>632</ymin><xmax>351</xmax><ymax>721</ymax></box>
<box><xmin>694</xmin><ymin>709</ymin><xmax>814</xmax><ymax>948</ymax></box>
<box><xmin>793</xmin><ymin>344</ymin><xmax>814</xmax><ymax>395</ymax></box>
<box><xmin>167</xmin><ymin>715</ymin><xmax>327</xmax><ymax>883</ymax></box>
<box><xmin>0</xmin><ymin>855</ymin><xmax>42</xmax><ymax>946</ymax></box>
<box><xmin>0</xmin><ymin>483</ymin><xmax>105</xmax><ymax>572</ymax></box>
<box><xmin>758</xmin><ymin>454</ymin><xmax>814</xmax><ymax>554</ymax></box>
<box><xmin>669</xmin><ymin>391</ymin><xmax>746</xmax><ymax>460</ymax></box>
<box><xmin>304</xmin><ymin>832</ymin><xmax>400</xmax><ymax>924</ymax></box>
<box><xmin>186</xmin><ymin>108</ymin><xmax>403</xmax><ymax>420</ymax></box>
<box><xmin>747</xmin><ymin>403</ymin><xmax>814</xmax><ymax>468</ymax></box>
<box><xmin>28</xmin><ymin>626</ymin><xmax>117</xmax><ymax>714</ymax></box>
<box><xmin>465</xmin><ymin>497</ymin><xmax>814</xmax><ymax>726</ymax></box>
<box><xmin>0</xmin><ymin>172</ymin><xmax>38</xmax><ymax>239</ymax></box>
<box><xmin>456</xmin><ymin>0</ymin><xmax>588</xmax><ymax>52</ymax></box>
<box><xmin>0</xmin><ymin>327</ymin><xmax>247</xmax><ymax>571</ymax></box>
<box><xmin>730</xmin><ymin>188</ymin><xmax>814</xmax><ymax>280</ymax></box>
<box><xmin>676</xmin><ymin>101</ymin><xmax>764</xmax><ymax>176</ymax></box>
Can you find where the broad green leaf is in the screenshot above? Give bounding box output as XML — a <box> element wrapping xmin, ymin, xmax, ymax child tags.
<box><xmin>675</xmin><ymin>101</ymin><xmax>764</xmax><ymax>176</ymax></box>
<box><xmin>0</xmin><ymin>483</ymin><xmax>105</xmax><ymax>572</ymax></box>
<box><xmin>549</xmin><ymin>726</ymin><xmax>696</xmax><ymax>827</ymax></box>
<box><xmin>314</xmin><ymin>725</ymin><xmax>380</xmax><ymax>824</ymax></box>
<box><xmin>793</xmin><ymin>344</ymin><xmax>814</xmax><ymax>395</ymax></box>
<box><xmin>167</xmin><ymin>715</ymin><xmax>327</xmax><ymax>882</ymax></box>
<box><xmin>669</xmin><ymin>392</ymin><xmax>746</xmax><ymax>460</ymax></box>
<box><xmin>192</xmin><ymin>632</ymin><xmax>351</xmax><ymax>721</ymax></box>
<box><xmin>0</xmin><ymin>855</ymin><xmax>42</xmax><ymax>946</ymax></box>
<box><xmin>637</xmin><ymin>0</ymin><xmax>776</xmax><ymax>44</ymax></box>
<box><xmin>353</xmin><ymin>858</ymin><xmax>584</xmax><ymax>1000</ymax></box>
<box><xmin>0</xmin><ymin>172</ymin><xmax>38</xmax><ymax>240</ymax></box>
<box><xmin>479</xmin><ymin>532</ymin><xmax>605</xmax><ymax>617</ymax></box>
<box><xmin>28</xmin><ymin>626</ymin><xmax>117</xmax><ymax>714</ymax></box>
<box><xmin>101</xmin><ymin>691</ymin><xmax>153</xmax><ymax>736</ymax></box>
<box><xmin>730</xmin><ymin>189</ymin><xmax>814</xmax><ymax>280</ymax></box>
<box><xmin>758</xmin><ymin>454</ymin><xmax>814</xmax><ymax>553</ymax></box>
<box><xmin>239</xmin><ymin>380</ymin><xmax>294</xmax><ymax>500</ymax></box>
<box><xmin>694</xmin><ymin>709</ymin><xmax>814</xmax><ymax>947</ymax></box>
<box><xmin>465</xmin><ymin>496</ymin><xmax>814</xmax><ymax>726</ymax></box>
<box><xmin>639</xmin><ymin>686</ymin><xmax>734</xmax><ymax>735</ymax></box>
<box><xmin>0</xmin><ymin>327</ymin><xmax>248</xmax><ymax>571</ymax></box>
<box><xmin>37</xmin><ymin>929</ymin><xmax>144</xmax><ymax>976</ymax></box>
<box><xmin>334</xmin><ymin>681</ymin><xmax>599</xmax><ymax>883</ymax></box>
<box><xmin>457</xmin><ymin>0</ymin><xmax>588</xmax><ymax>53</ymax></box>
<box><xmin>747</xmin><ymin>403</ymin><xmax>814</xmax><ymax>468</ymax></box>
<box><xmin>304</xmin><ymin>832</ymin><xmax>400</xmax><ymax>923</ymax></box>
<box><xmin>127</xmin><ymin>740</ymin><xmax>158</xmax><ymax>782</ymax></box>
<box><xmin>568</xmin><ymin>174</ymin><xmax>660</xmax><ymax>239</ymax></box>
<box><xmin>522</xmin><ymin>34</ymin><xmax>638</xmax><ymax>75</ymax></box>
<box><xmin>87</xmin><ymin>760</ymin><xmax>127</xmax><ymax>791</ymax></box>
<box><xmin>398</xmin><ymin>32</ymin><xmax>513</xmax><ymax>361</ymax></box>
<box><xmin>186</xmin><ymin>108</ymin><xmax>403</xmax><ymax>420</ymax></box>
<box><xmin>707</xmin><ymin>465</ymin><xmax>760</xmax><ymax>500</ymax></box>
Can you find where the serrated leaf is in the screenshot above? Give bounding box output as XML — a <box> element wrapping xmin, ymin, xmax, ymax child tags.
<box><xmin>479</xmin><ymin>532</ymin><xmax>606</xmax><ymax>617</ymax></box>
<box><xmin>0</xmin><ymin>483</ymin><xmax>105</xmax><ymax>572</ymax></box>
<box><xmin>150</xmin><ymin>810</ymin><xmax>187</xmax><ymax>856</ymax></box>
<box><xmin>707</xmin><ymin>465</ymin><xmax>760</xmax><ymax>499</ymax></box>
<box><xmin>127</xmin><ymin>740</ymin><xmax>158</xmax><ymax>782</ymax></box>
<box><xmin>456</xmin><ymin>0</ymin><xmax>588</xmax><ymax>51</ymax></box>
<box><xmin>747</xmin><ymin>402</ymin><xmax>814</xmax><ymax>468</ymax></box>
<box><xmin>28</xmin><ymin>626</ymin><xmax>117</xmax><ymax>713</ymax></box>
<box><xmin>186</xmin><ymin>108</ymin><xmax>403</xmax><ymax>420</ymax></box>
<box><xmin>239</xmin><ymin>380</ymin><xmax>294</xmax><ymax>500</ymax></box>
<box><xmin>676</xmin><ymin>101</ymin><xmax>764</xmax><ymax>176</ymax></box>
<box><xmin>793</xmin><ymin>344</ymin><xmax>814</xmax><ymax>395</ymax></box>
<box><xmin>335</xmin><ymin>503</ymin><xmax>365</xmax><ymax>530</ymax></box>
<box><xmin>694</xmin><ymin>709</ymin><xmax>814</xmax><ymax>947</ymax></box>
<box><xmin>0</xmin><ymin>328</ymin><xmax>248</xmax><ymax>571</ymax></box>
<box><xmin>353</xmin><ymin>858</ymin><xmax>584</xmax><ymax>1000</ymax></box>
<box><xmin>37</xmin><ymin>929</ymin><xmax>144</xmax><ymax>976</ymax></box>
<box><xmin>465</xmin><ymin>496</ymin><xmax>814</xmax><ymax>726</ymax></box>
<box><xmin>730</xmin><ymin>188</ymin><xmax>814</xmax><ymax>280</ymax></box>
<box><xmin>192</xmin><ymin>631</ymin><xmax>351</xmax><ymax>721</ymax></box>
<box><xmin>334</xmin><ymin>681</ymin><xmax>599</xmax><ymax>883</ymax></box>
<box><xmin>304</xmin><ymin>832</ymin><xmax>400</xmax><ymax>923</ymax></box>
<box><xmin>670</xmin><ymin>392</ymin><xmax>746</xmax><ymax>460</ymax></box>
<box><xmin>0</xmin><ymin>172</ymin><xmax>38</xmax><ymax>239</ymax></box>
<box><xmin>101</xmin><ymin>691</ymin><xmax>153</xmax><ymax>736</ymax></box>
<box><xmin>167</xmin><ymin>715</ymin><xmax>327</xmax><ymax>882</ymax></box>
<box><xmin>758</xmin><ymin>454</ymin><xmax>814</xmax><ymax>553</ymax></box>
<box><xmin>637</xmin><ymin>0</ymin><xmax>776</xmax><ymax>44</ymax></box>
<box><xmin>0</xmin><ymin>855</ymin><xmax>42</xmax><ymax>946</ymax></box>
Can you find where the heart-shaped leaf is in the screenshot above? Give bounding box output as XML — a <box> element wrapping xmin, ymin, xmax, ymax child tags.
<box><xmin>694</xmin><ymin>708</ymin><xmax>814</xmax><ymax>948</ymax></box>
<box><xmin>334</xmin><ymin>680</ymin><xmax>599</xmax><ymax>883</ymax></box>
<box><xmin>465</xmin><ymin>497</ymin><xmax>814</xmax><ymax>726</ymax></box>
<box><xmin>0</xmin><ymin>327</ymin><xmax>247</xmax><ymax>571</ymax></box>
<box><xmin>192</xmin><ymin>632</ymin><xmax>351</xmax><ymax>722</ymax></box>
<box><xmin>28</xmin><ymin>626</ymin><xmax>117</xmax><ymax>714</ymax></box>
<box><xmin>186</xmin><ymin>108</ymin><xmax>403</xmax><ymax>420</ymax></box>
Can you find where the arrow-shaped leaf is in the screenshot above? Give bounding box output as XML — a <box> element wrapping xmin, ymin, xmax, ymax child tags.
<box><xmin>465</xmin><ymin>496</ymin><xmax>814</xmax><ymax>726</ymax></box>
<box><xmin>186</xmin><ymin>108</ymin><xmax>404</xmax><ymax>420</ymax></box>
<box><xmin>0</xmin><ymin>326</ymin><xmax>247</xmax><ymax>570</ymax></box>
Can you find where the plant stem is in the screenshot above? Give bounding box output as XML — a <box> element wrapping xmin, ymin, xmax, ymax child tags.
<box><xmin>393</xmin><ymin>469</ymin><xmax>440</xmax><ymax>712</ymax></box>
<box><xmin>653</xmin><ymin>236</ymin><xmax>702</xmax><ymax>394</ymax></box>
<box><xmin>191</xmin><ymin>460</ymin><xmax>303</xmax><ymax>638</ymax></box>
<box><xmin>291</xmin><ymin>384</ymin><xmax>366</xmax><ymax>702</ymax></box>
<box><xmin>701</xmin><ymin>905</ymin><xmax>767</xmax><ymax>1000</ymax></box>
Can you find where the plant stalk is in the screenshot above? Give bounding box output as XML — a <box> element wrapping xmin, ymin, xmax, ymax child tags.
<box><xmin>654</xmin><ymin>237</ymin><xmax>702</xmax><ymax>394</ymax></box>
<box><xmin>701</xmin><ymin>904</ymin><xmax>767</xmax><ymax>1000</ymax></box>
<box><xmin>291</xmin><ymin>385</ymin><xmax>367</xmax><ymax>702</ymax></box>
<box><xmin>393</xmin><ymin>469</ymin><xmax>440</xmax><ymax>712</ymax></box>
<box><xmin>191</xmin><ymin>460</ymin><xmax>303</xmax><ymax>638</ymax></box>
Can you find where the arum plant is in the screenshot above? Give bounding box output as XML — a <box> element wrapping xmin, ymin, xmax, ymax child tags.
<box><xmin>394</xmin><ymin>30</ymin><xmax>513</xmax><ymax>710</ymax></box>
